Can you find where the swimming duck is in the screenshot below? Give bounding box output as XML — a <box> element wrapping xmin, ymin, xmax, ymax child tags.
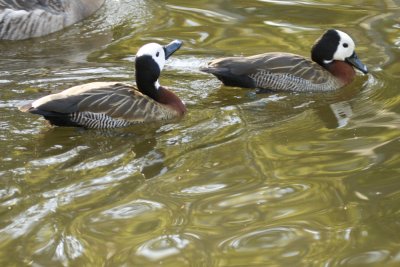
<box><xmin>0</xmin><ymin>0</ymin><xmax>105</xmax><ymax>40</ymax></box>
<box><xmin>201</xmin><ymin>29</ymin><xmax>368</xmax><ymax>92</ymax></box>
<box><xmin>19</xmin><ymin>40</ymin><xmax>186</xmax><ymax>128</ymax></box>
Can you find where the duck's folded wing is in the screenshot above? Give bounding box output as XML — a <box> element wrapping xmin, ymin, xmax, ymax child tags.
<box><xmin>0</xmin><ymin>0</ymin><xmax>46</xmax><ymax>10</ymax></box>
<box><xmin>0</xmin><ymin>0</ymin><xmax>104</xmax><ymax>40</ymax></box>
<box><xmin>206</xmin><ymin>52</ymin><xmax>331</xmax><ymax>84</ymax></box>
<box><xmin>0</xmin><ymin>0</ymin><xmax>65</xmax><ymax>39</ymax></box>
<box><xmin>247</xmin><ymin>53</ymin><xmax>331</xmax><ymax>84</ymax></box>
<box><xmin>22</xmin><ymin>82</ymin><xmax>165</xmax><ymax>123</ymax></box>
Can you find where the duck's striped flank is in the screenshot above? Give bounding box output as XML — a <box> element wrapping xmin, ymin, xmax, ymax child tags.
<box><xmin>70</xmin><ymin>112</ymin><xmax>133</xmax><ymax>129</ymax></box>
<box><xmin>249</xmin><ymin>70</ymin><xmax>341</xmax><ymax>92</ymax></box>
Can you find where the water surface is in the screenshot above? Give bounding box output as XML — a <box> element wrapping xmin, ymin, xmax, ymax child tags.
<box><xmin>0</xmin><ymin>0</ymin><xmax>399</xmax><ymax>266</ymax></box>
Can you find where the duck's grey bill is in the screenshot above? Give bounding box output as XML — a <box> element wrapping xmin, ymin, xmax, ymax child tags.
<box><xmin>164</xmin><ymin>40</ymin><xmax>183</xmax><ymax>60</ymax></box>
<box><xmin>346</xmin><ymin>52</ymin><xmax>368</xmax><ymax>74</ymax></box>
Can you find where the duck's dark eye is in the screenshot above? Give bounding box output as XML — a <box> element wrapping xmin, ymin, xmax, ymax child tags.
<box><xmin>343</xmin><ymin>43</ymin><xmax>348</xmax><ymax>48</ymax></box>
<box><xmin>156</xmin><ymin>52</ymin><xmax>160</xmax><ymax>57</ymax></box>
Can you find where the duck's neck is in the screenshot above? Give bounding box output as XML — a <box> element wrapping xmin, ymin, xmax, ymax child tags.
<box><xmin>157</xmin><ymin>86</ymin><xmax>186</xmax><ymax>116</ymax></box>
<box><xmin>136</xmin><ymin>70</ymin><xmax>161</xmax><ymax>101</ymax></box>
<box><xmin>325</xmin><ymin>61</ymin><xmax>356</xmax><ymax>86</ymax></box>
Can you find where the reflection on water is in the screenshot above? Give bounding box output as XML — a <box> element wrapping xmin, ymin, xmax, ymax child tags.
<box><xmin>0</xmin><ymin>0</ymin><xmax>399</xmax><ymax>266</ymax></box>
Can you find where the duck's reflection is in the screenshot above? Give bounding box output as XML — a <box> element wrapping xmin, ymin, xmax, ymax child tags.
<box><xmin>316</xmin><ymin>101</ymin><xmax>354</xmax><ymax>129</ymax></box>
<box><xmin>30</xmin><ymin>124</ymin><xmax>168</xmax><ymax>180</ymax></box>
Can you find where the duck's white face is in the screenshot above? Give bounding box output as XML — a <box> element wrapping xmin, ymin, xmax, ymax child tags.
<box><xmin>135</xmin><ymin>40</ymin><xmax>183</xmax><ymax>95</ymax></box>
<box><xmin>312</xmin><ymin>29</ymin><xmax>368</xmax><ymax>74</ymax></box>
<box><xmin>332</xmin><ymin>30</ymin><xmax>356</xmax><ymax>61</ymax></box>
<box><xmin>136</xmin><ymin>43</ymin><xmax>166</xmax><ymax>71</ymax></box>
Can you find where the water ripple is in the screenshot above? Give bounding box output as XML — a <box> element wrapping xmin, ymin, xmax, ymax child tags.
<box><xmin>0</xmin><ymin>0</ymin><xmax>399</xmax><ymax>266</ymax></box>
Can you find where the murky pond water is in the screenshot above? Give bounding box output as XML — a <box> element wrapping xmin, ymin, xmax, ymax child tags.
<box><xmin>1</xmin><ymin>0</ymin><xmax>399</xmax><ymax>266</ymax></box>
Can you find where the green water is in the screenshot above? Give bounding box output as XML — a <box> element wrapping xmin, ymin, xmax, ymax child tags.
<box><xmin>0</xmin><ymin>0</ymin><xmax>399</xmax><ymax>266</ymax></box>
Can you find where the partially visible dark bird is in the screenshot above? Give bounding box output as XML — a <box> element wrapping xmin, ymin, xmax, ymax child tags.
<box><xmin>0</xmin><ymin>0</ymin><xmax>105</xmax><ymax>40</ymax></box>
